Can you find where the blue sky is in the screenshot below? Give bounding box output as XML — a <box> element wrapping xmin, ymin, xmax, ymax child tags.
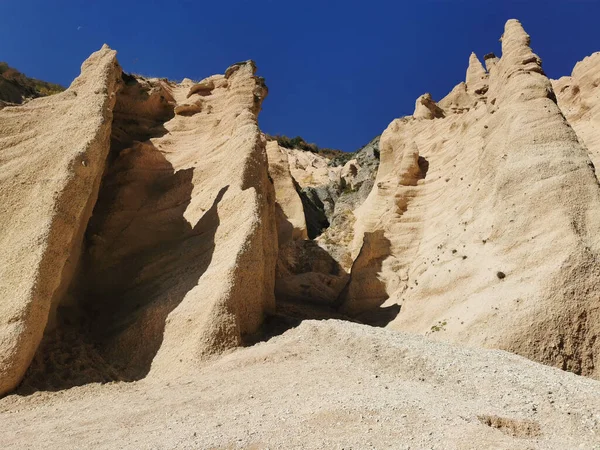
<box><xmin>2</xmin><ymin>1</ymin><xmax>599</xmax><ymax>151</ymax></box>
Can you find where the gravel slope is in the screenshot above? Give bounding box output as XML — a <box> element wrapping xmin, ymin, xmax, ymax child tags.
<box><xmin>1</xmin><ymin>320</ymin><xmax>599</xmax><ymax>449</ymax></box>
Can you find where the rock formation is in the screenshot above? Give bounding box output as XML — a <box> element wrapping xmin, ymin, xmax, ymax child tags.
<box><xmin>342</xmin><ymin>19</ymin><xmax>600</xmax><ymax>378</ymax></box>
<box><xmin>268</xmin><ymin>136</ymin><xmax>381</xmax><ymax>323</ymax></box>
<box><xmin>316</xmin><ymin>136</ymin><xmax>381</xmax><ymax>270</ymax></box>
<box><xmin>0</xmin><ymin>46</ymin><xmax>120</xmax><ymax>395</ymax></box>
<box><xmin>553</xmin><ymin>52</ymin><xmax>600</xmax><ymax>171</ymax></box>
<box><xmin>266</xmin><ymin>140</ymin><xmax>307</xmax><ymax>244</ymax></box>
<box><xmin>0</xmin><ymin>50</ymin><xmax>277</xmax><ymax>394</ymax></box>
<box><xmin>1</xmin><ymin>23</ymin><xmax>600</xmax><ymax>447</ymax></box>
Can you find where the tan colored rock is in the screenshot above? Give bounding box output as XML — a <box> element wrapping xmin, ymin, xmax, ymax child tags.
<box><xmin>275</xmin><ymin>240</ymin><xmax>348</xmax><ymax>308</ymax></box>
<box><xmin>413</xmin><ymin>93</ymin><xmax>445</xmax><ymax>119</ymax></box>
<box><xmin>466</xmin><ymin>52</ymin><xmax>489</xmax><ymax>95</ymax></box>
<box><xmin>0</xmin><ymin>45</ymin><xmax>121</xmax><ymax>395</ymax></box>
<box><xmin>174</xmin><ymin>99</ymin><xmax>203</xmax><ymax>116</ymax></box>
<box><xmin>3</xmin><ymin>58</ymin><xmax>277</xmax><ymax>391</ymax></box>
<box><xmin>186</xmin><ymin>79</ymin><xmax>215</xmax><ymax>98</ymax></box>
<box><xmin>76</xmin><ymin>61</ymin><xmax>277</xmax><ymax>381</ymax></box>
<box><xmin>344</xmin><ymin>19</ymin><xmax>600</xmax><ymax>377</ymax></box>
<box><xmin>313</xmin><ymin>137</ymin><xmax>381</xmax><ymax>272</ymax></box>
<box><xmin>268</xmin><ymin>143</ymin><xmax>348</xmax><ymax>311</ymax></box>
<box><xmin>553</xmin><ymin>52</ymin><xmax>600</xmax><ymax>172</ymax></box>
<box><xmin>484</xmin><ymin>52</ymin><xmax>499</xmax><ymax>72</ymax></box>
<box><xmin>340</xmin><ymin>158</ymin><xmax>359</xmax><ymax>184</ymax></box>
<box><xmin>283</xmin><ymin>146</ymin><xmax>342</xmax><ymax>188</ymax></box>
<box><xmin>266</xmin><ymin>140</ymin><xmax>307</xmax><ymax>244</ymax></box>
<box><xmin>438</xmin><ymin>81</ymin><xmax>476</xmax><ymax>113</ymax></box>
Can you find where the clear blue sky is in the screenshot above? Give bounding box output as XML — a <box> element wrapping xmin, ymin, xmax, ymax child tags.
<box><xmin>2</xmin><ymin>1</ymin><xmax>599</xmax><ymax>151</ymax></box>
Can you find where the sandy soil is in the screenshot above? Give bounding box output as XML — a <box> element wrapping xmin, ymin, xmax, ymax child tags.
<box><xmin>2</xmin><ymin>320</ymin><xmax>599</xmax><ymax>449</ymax></box>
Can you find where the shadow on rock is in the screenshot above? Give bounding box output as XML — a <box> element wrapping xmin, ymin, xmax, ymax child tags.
<box><xmin>19</xmin><ymin>120</ymin><xmax>229</xmax><ymax>395</ymax></box>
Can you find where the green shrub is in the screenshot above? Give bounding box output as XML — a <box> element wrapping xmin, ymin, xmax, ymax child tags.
<box><xmin>265</xmin><ymin>133</ymin><xmax>345</xmax><ymax>160</ymax></box>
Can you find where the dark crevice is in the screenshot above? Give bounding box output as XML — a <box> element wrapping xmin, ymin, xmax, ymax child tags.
<box><xmin>295</xmin><ymin>178</ymin><xmax>330</xmax><ymax>239</ymax></box>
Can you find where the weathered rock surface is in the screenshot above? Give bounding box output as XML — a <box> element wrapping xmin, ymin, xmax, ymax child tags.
<box><xmin>317</xmin><ymin>136</ymin><xmax>380</xmax><ymax>270</ymax></box>
<box><xmin>342</xmin><ymin>20</ymin><xmax>600</xmax><ymax>378</ymax></box>
<box><xmin>284</xmin><ymin>146</ymin><xmax>340</xmax><ymax>189</ymax></box>
<box><xmin>266</xmin><ymin>140</ymin><xmax>307</xmax><ymax>244</ymax></box>
<box><xmin>1</xmin><ymin>53</ymin><xmax>278</xmax><ymax>393</ymax></box>
<box><xmin>265</xmin><ymin>137</ymin><xmax>381</xmax><ymax>328</ymax></box>
<box><xmin>275</xmin><ymin>239</ymin><xmax>348</xmax><ymax>309</ymax></box>
<box><xmin>3</xmin><ymin>18</ymin><xmax>600</xmax><ymax>450</ymax></box>
<box><xmin>553</xmin><ymin>52</ymin><xmax>600</xmax><ymax>171</ymax></box>
<box><xmin>0</xmin><ymin>46</ymin><xmax>121</xmax><ymax>396</ymax></box>
<box><xmin>414</xmin><ymin>93</ymin><xmax>445</xmax><ymax>119</ymax></box>
<box><xmin>146</xmin><ymin>63</ymin><xmax>277</xmax><ymax>378</ymax></box>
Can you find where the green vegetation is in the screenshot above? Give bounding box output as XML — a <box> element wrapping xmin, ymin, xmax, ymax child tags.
<box><xmin>430</xmin><ymin>320</ymin><xmax>447</xmax><ymax>333</ymax></box>
<box><xmin>266</xmin><ymin>134</ymin><xmax>345</xmax><ymax>160</ymax></box>
<box><xmin>0</xmin><ymin>61</ymin><xmax>65</xmax><ymax>103</ymax></box>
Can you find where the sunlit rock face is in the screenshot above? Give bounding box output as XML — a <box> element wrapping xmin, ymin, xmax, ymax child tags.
<box><xmin>342</xmin><ymin>20</ymin><xmax>600</xmax><ymax>378</ymax></box>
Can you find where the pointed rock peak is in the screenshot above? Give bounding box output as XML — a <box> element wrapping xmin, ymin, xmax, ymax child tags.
<box><xmin>502</xmin><ymin>19</ymin><xmax>531</xmax><ymax>52</ymax></box>
<box><xmin>468</xmin><ymin>53</ymin><xmax>486</xmax><ymax>70</ymax></box>
<box><xmin>466</xmin><ymin>52</ymin><xmax>487</xmax><ymax>92</ymax></box>
<box><xmin>499</xmin><ymin>19</ymin><xmax>544</xmax><ymax>76</ymax></box>
<box><xmin>225</xmin><ymin>60</ymin><xmax>257</xmax><ymax>79</ymax></box>
<box><xmin>413</xmin><ymin>93</ymin><xmax>445</xmax><ymax>120</ymax></box>
<box><xmin>72</xmin><ymin>45</ymin><xmax>119</xmax><ymax>90</ymax></box>
<box><xmin>469</xmin><ymin>52</ymin><xmax>485</xmax><ymax>67</ymax></box>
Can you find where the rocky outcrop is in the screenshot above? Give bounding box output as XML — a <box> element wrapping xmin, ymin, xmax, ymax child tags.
<box><xmin>147</xmin><ymin>62</ymin><xmax>277</xmax><ymax>377</ymax></box>
<box><xmin>342</xmin><ymin>20</ymin><xmax>600</xmax><ymax>377</ymax></box>
<box><xmin>466</xmin><ymin>52</ymin><xmax>489</xmax><ymax>95</ymax></box>
<box><xmin>0</xmin><ymin>46</ymin><xmax>121</xmax><ymax>396</ymax></box>
<box><xmin>284</xmin><ymin>147</ymin><xmax>340</xmax><ymax>189</ymax></box>
<box><xmin>277</xmin><ymin>140</ymin><xmax>379</xmax><ymax>241</ymax></box>
<box><xmin>3</xmin><ymin>17</ymin><xmax>600</xmax><ymax>404</ymax></box>
<box><xmin>553</xmin><ymin>52</ymin><xmax>600</xmax><ymax>171</ymax></box>
<box><xmin>266</xmin><ymin>140</ymin><xmax>307</xmax><ymax>244</ymax></box>
<box><xmin>269</xmin><ymin>137</ymin><xmax>380</xmax><ymax>323</ymax></box>
<box><xmin>275</xmin><ymin>239</ymin><xmax>349</xmax><ymax>310</ymax></box>
<box><xmin>413</xmin><ymin>93</ymin><xmax>445</xmax><ymax>119</ymax></box>
<box><xmin>1</xmin><ymin>53</ymin><xmax>278</xmax><ymax>393</ymax></box>
<box><xmin>316</xmin><ymin>136</ymin><xmax>381</xmax><ymax>270</ymax></box>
